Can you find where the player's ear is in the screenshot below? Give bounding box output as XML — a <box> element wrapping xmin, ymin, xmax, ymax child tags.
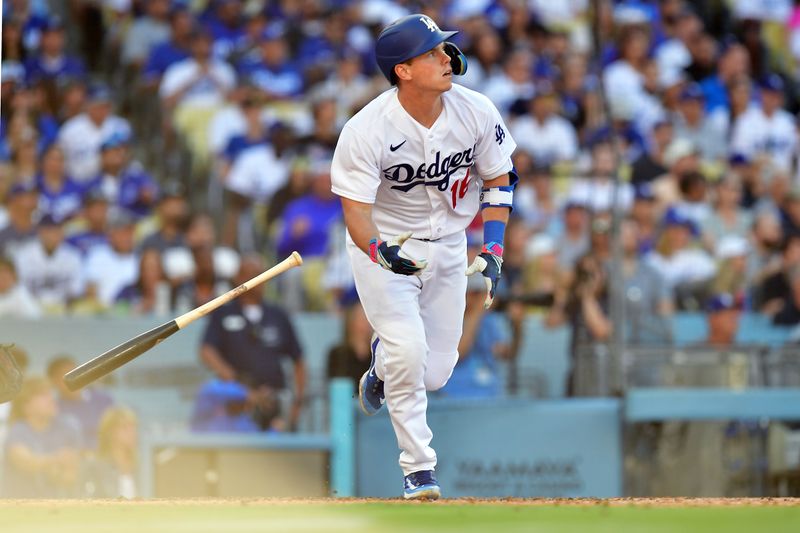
<box><xmin>394</xmin><ymin>62</ymin><xmax>412</xmax><ymax>83</ymax></box>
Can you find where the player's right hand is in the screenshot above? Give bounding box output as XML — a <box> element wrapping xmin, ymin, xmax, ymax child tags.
<box><xmin>369</xmin><ymin>231</ymin><xmax>428</xmax><ymax>276</ymax></box>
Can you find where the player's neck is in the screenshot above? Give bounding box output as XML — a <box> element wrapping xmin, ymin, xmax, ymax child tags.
<box><xmin>397</xmin><ymin>87</ymin><xmax>443</xmax><ymax>129</ymax></box>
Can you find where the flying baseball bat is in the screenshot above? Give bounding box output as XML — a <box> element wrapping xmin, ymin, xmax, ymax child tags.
<box><xmin>64</xmin><ymin>251</ymin><xmax>303</xmax><ymax>391</ymax></box>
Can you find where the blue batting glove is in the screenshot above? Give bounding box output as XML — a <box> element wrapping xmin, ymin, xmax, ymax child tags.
<box><xmin>465</xmin><ymin>242</ymin><xmax>503</xmax><ymax>308</ymax></box>
<box><xmin>369</xmin><ymin>231</ymin><xmax>428</xmax><ymax>276</ymax></box>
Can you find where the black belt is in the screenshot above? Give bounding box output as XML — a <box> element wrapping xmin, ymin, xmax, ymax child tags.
<box><xmin>412</xmin><ymin>237</ymin><xmax>441</xmax><ymax>242</ymax></box>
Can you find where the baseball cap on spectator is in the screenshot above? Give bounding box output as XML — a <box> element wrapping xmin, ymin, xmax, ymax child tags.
<box><xmin>107</xmin><ymin>208</ymin><xmax>136</xmax><ymax>230</ymax></box>
<box><xmin>101</xmin><ymin>131</ymin><xmax>131</xmax><ymax>151</ymax></box>
<box><xmin>38</xmin><ymin>213</ymin><xmax>62</xmax><ymax>227</ymax></box>
<box><xmin>261</xmin><ymin>22</ymin><xmax>286</xmax><ymax>41</ymax></box>
<box><xmin>716</xmin><ymin>235</ymin><xmax>749</xmax><ymax>260</ymax></box>
<box><xmin>663</xmin><ymin>138</ymin><xmax>697</xmax><ymax>167</ymax></box>
<box><xmin>705</xmin><ymin>292</ymin><xmax>744</xmax><ymax>313</ymax></box>
<box><xmin>525</xmin><ymin>233</ymin><xmax>556</xmax><ymax>260</ymax></box>
<box><xmin>159</xmin><ymin>180</ymin><xmax>186</xmax><ymax>201</ymax></box>
<box><xmin>6</xmin><ymin>182</ymin><xmax>37</xmax><ymax>200</ymax></box>
<box><xmin>1</xmin><ymin>61</ymin><xmax>25</xmax><ymax>85</ymax></box>
<box><xmin>83</xmin><ymin>187</ymin><xmax>109</xmax><ymax>205</ymax></box>
<box><xmin>662</xmin><ymin>206</ymin><xmax>698</xmax><ymax>236</ymax></box>
<box><xmin>760</xmin><ymin>73</ymin><xmax>784</xmax><ymax>93</ymax></box>
<box><xmin>42</xmin><ymin>16</ymin><xmax>64</xmax><ymax>32</ymax></box>
<box><xmin>679</xmin><ymin>83</ymin><xmax>705</xmax><ymax>102</ymax></box>
<box><xmin>634</xmin><ymin>183</ymin><xmax>656</xmax><ymax>201</ymax></box>
<box><xmin>729</xmin><ymin>153</ymin><xmax>751</xmax><ymax>166</ymax></box>
<box><xmin>87</xmin><ymin>82</ymin><xmax>112</xmax><ymax>103</ymax></box>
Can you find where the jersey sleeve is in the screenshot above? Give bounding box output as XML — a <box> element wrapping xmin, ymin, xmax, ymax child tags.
<box><xmin>473</xmin><ymin>97</ymin><xmax>517</xmax><ymax>182</ymax></box>
<box><xmin>330</xmin><ymin>124</ymin><xmax>381</xmax><ymax>203</ymax></box>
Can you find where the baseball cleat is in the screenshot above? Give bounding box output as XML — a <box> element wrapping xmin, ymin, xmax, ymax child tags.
<box><xmin>358</xmin><ymin>335</ymin><xmax>385</xmax><ymax>415</ymax></box>
<box><xmin>403</xmin><ymin>470</ymin><xmax>441</xmax><ymax>500</ymax></box>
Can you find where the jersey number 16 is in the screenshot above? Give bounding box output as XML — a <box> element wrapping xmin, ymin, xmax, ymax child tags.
<box><xmin>450</xmin><ymin>169</ymin><xmax>470</xmax><ymax>209</ymax></box>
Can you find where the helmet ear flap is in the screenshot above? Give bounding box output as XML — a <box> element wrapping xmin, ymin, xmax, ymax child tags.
<box><xmin>443</xmin><ymin>41</ymin><xmax>468</xmax><ymax>76</ymax></box>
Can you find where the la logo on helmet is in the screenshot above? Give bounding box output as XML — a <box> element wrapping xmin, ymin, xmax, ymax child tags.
<box><xmin>419</xmin><ymin>16</ymin><xmax>439</xmax><ymax>32</ymax></box>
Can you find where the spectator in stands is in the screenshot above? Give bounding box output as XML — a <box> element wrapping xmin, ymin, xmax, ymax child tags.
<box><xmin>139</xmin><ymin>181</ymin><xmax>189</xmax><ymax>253</ymax></box>
<box><xmin>483</xmin><ymin>48</ymin><xmax>536</xmax><ymax>114</ymax></box>
<box><xmin>780</xmin><ymin>187</ymin><xmax>800</xmax><ymax>238</ymax></box>
<box><xmin>603</xmin><ymin>25</ymin><xmax>651</xmax><ymax>124</ymax></box>
<box><xmin>630</xmin><ymin>184</ymin><xmax>660</xmax><ymax>255</ymax></box>
<box><xmin>756</xmin><ymin>233</ymin><xmax>800</xmax><ymax>315</ymax></box>
<box><xmin>711</xmin><ymin>235</ymin><xmax>751</xmax><ymax>296</ymax></box>
<box><xmin>309</xmin><ymin>49</ymin><xmax>375</xmax><ymax>118</ymax></box>
<box><xmin>46</xmin><ymin>355</ymin><xmax>114</xmax><ymax>450</ymax></box>
<box><xmin>2</xmin><ymin>376</ymin><xmax>81</xmax><ymax>498</ymax></box>
<box><xmin>83</xmin><ymin>407</ymin><xmax>138</xmax><ymax>498</ymax></box>
<box><xmin>510</xmin><ymin>85</ymin><xmax>579</xmax><ymax>167</ymax></box>
<box><xmin>441</xmin><ymin>241</ymin><xmax>511</xmax><ymax>398</ymax></box>
<box><xmin>23</xmin><ymin>17</ymin><xmax>86</xmax><ymax>86</ymax></box>
<box><xmin>221</xmin><ymin>123</ymin><xmax>289</xmax><ymax>249</ymax></box>
<box><xmin>671</xmin><ymin>83</ymin><xmax>728</xmax><ymax>163</ymax></box>
<box><xmin>0</xmin><ymin>257</ymin><xmax>41</xmax><ymax>318</ymax></box>
<box><xmin>172</xmin><ymin>244</ymin><xmax>228</xmax><ymax>312</ymax></box>
<box><xmin>115</xmin><ymin>248</ymin><xmax>169</xmax><ymax>316</ymax></box>
<box><xmin>554</xmin><ymin>200</ymin><xmax>590</xmax><ymax>269</ymax></box>
<box><xmin>631</xmin><ymin>120</ymin><xmax>672</xmax><ymax>186</ymax></box>
<box><xmin>66</xmin><ymin>188</ymin><xmax>109</xmax><ymax>257</ymax></box>
<box><xmin>200</xmin><ymin>255</ymin><xmax>306</xmax><ymax>431</ymax></box>
<box><xmin>0</xmin><ymin>345</ymin><xmax>28</xmax><ymax>456</ymax></box>
<box><xmin>703</xmin><ymin>293</ymin><xmax>744</xmax><ymax>346</ymax></box>
<box><xmin>159</xmin><ymin>26</ymin><xmax>236</xmax><ymax>163</ymax></box>
<box><xmin>731</xmin><ymin>74</ymin><xmax>798</xmax><ymax>173</ymax></box>
<box><xmin>190</xmin><ymin>379</ymin><xmax>260</xmax><ymax>433</ymax></box>
<box><xmin>674</xmin><ymin>171</ymin><xmax>712</xmax><ymax>230</ymax></box>
<box><xmin>89</xmin><ymin>132</ymin><xmax>159</xmax><ymax>218</ymax></box>
<box><xmin>748</xmin><ymin>211</ymin><xmax>783</xmax><ymax>292</ymax></box>
<box><xmin>546</xmin><ymin>252</ymin><xmax>612</xmax><ymax>396</ymax></box>
<box><xmin>645</xmin><ymin>208</ymin><xmax>716</xmax><ymax>308</ymax></box>
<box><xmin>770</xmin><ymin>263</ymin><xmax>800</xmax><ymax>326</ymax></box>
<box><xmin>141</xmin><ymin>6</ymin><xmax>193</xmax><ymax>88</ymax></box>
<box><xmin>120</xmin><ymin>0</ymin><xmax>171</xmax><ymax>72</ymax></box>
<box><xmin>14</xmin><ymin>214</ymin><xmax>84</xmax><ymax>313</ymax></box>
<box><xmin>567</xmin><ymin>140</ymin><xmax>633</xmax><ymax>213</ymax></box>
<box><xmin>276</xmin><ymin>160</ymin><xmax>342</xmax><ymax>310</ymax></box>
<box><xmin>239</xmin><ymin>23</ymin><xmax>304</xmax><ymax>102</ymax></box>
<box><xmin>84</xmin><ymin>209</ymin><xmax>139</xmax><ymax>309</ymax></box>
<box><xmin>703</xmin><ymin>175</ymin><xmax>752</xmax><ymax>245</ymax></box>
<box><xmin>0</xmin><ymin>182</ymin><xmax>38</xmax><ymax>258</ymax></box>
<box><xmin>651</xmin><ymin>137</ymin><xmax>701</xmax><ymax>208</ymax></box>
<box><xmin>519</xmin><ymin>233</ymin><xmax>564</xmax><ymax>311</ymax></box>
<box><xmin>35</xmin><ymin>144</ymin><xmax>84</xmax><ymax>222</ymax></box>
<box><xmin>294</xmin><ymin>96</ymin><xmax>341</xmax><ymax>163</ymax></box>
<box><xmin>700</xmin><ymin>42</ymin><xmax>750</xmax><ymax>112</ymax></box>
<box><xmin>57</xmin><ymin>83</ymin><xmax>131</xmax><ymax>184</ymax></box>
<box><xmin>326</xmin><ymin>289</ymin><xmax>372</xmax><ymax>391</ymax></box>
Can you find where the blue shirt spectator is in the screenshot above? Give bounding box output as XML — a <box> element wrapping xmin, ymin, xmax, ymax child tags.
<box><xmin>87</xmin><ymin>133</ymin><xmax>159</xmax><ymax>218</ymax></box>
<box><xmin>23</xmin><ymin>19</ymin><xmax>86</xmax><ymax>85</ymax></box>
<box><xmin>239</xmin><ymin>24</ymin><xmax>303</xmax><ymax>100</ymax></box>
<box><xmin>276</xmin><ymin>167</ymin><xmax>342</xmax><ymax>259</ymax></box>
<box><xmin>35</xmin><ymin>145</ymin><xmax>85</xmax><ymax>222</ymax></box>
<box><xmin>190</xmin><ymin>380</ymin><xmax>260</xmax><ymax>433</ymax></box>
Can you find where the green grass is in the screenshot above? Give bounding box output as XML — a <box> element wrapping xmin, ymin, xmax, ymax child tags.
<box><xmin>0</xmin><ymin>501</ymin><xmax>798</xmax><ymax>533</ymax></box>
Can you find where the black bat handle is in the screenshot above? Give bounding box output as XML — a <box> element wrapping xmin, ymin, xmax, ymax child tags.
<box><xmin>64</xmin><ymin>320</ymin><xmax>180</xmax><ymax>391</ymax></box>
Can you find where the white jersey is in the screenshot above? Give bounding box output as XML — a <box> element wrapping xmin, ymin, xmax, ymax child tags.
<box><xmin>331</xmin><ymin>84</ymin><xmax>516</xmax><ymax>240</ymax></box>
<box><xmin>13</xmin><ymin>240</ymin><xmax>84</xmax><ymax>308</ymax></box>
<box><xmin>730</xmin><ymin>107</ymin><xmax>798</xmax><ymax>172</ymax></box>
<box><xmin>58</xmin><ymin>113</ymin><xmax>132</xmax><ymax>183</ymax></box>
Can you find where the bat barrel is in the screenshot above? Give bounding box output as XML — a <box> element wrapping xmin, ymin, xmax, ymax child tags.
<box><xmin>63</xmin><ymin>321</ymin><xmax>179</xmax><ymax>391</ymax></box>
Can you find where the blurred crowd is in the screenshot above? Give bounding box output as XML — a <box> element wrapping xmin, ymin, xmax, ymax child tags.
<box><xmin>1</xmin><ymin>1</ymin><xmax>800</xmax><ymax>406</ymax></box>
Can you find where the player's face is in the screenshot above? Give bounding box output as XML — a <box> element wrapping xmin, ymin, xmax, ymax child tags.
<box><xmin>403</xmin><ymin>43</ymin><xmax>453</xmax><ymax>92</ymax></box>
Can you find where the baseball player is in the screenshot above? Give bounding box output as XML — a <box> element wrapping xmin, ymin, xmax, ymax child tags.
<box><xmin>331</xmin><ymin>14</ymin><xmax>517</xmax><ymax>499</ymax></box>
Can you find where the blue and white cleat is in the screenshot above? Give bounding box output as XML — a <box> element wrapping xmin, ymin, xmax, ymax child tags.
<box><xmin>358</xmin><ymin>335</ymin><xmax>385</xmax><ymax>416</ymax></box>
<box><xmin>403</xmin><ymin>470</ymin><xmax>441</xmax><ymax>500</ymax></box>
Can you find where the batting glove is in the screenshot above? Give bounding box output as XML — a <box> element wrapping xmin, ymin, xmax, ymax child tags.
<box><xmin>369</xmin><ymin>231</ymin><xmax>428</xmax><ymax>276</ymax></box>
<box><xmin>465</xmin><ymin>242</ymin><xmax>503</xmax><ymax>309</ymax></box>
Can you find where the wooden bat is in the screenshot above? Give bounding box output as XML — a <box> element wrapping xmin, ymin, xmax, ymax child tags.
<box><xmin>64</xmin><ymin>252</ymin><xmax>303</xmax><ymax>391</ymax></box>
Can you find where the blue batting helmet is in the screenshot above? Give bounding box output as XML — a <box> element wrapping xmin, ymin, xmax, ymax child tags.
<box><xmin>375</xmin><ymin>14</ymin><xmax>467</xmax><ymax>84</ymax></box>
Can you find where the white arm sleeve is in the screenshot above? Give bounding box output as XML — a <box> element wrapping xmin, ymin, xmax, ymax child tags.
<box><xmin>473</xmin><ymin>96</ymin><xmax>517</xmax><ymax>181</ymax></box>
<box><xmin>330</xmin><ymin>124</ymin><xmax>382</xmax><ymax>203</ymax></box>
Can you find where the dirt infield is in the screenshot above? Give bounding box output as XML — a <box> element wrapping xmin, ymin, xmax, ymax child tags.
<box><xmin>1</xmin><ymin>497</ymin><xmax>798</xmax><ymax>507</ymax></box>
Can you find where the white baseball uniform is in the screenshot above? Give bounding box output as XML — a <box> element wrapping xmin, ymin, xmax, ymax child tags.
<box><xmin>331</xmin><ymin>83</ymin><xmax>516</xmax><ymax>475</ymax></box>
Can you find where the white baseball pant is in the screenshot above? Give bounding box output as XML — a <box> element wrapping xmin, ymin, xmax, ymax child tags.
<box><xmin>347</xmin><ymin>230</ymin><xmax>467</xmax><ymax>475</ymax></box>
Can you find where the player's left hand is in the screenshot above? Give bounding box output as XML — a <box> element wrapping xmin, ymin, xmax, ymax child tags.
<box><xmin>466</xmin><ymin>246</ymin><xmax>503</xmax><ymax>309</ymax></box>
